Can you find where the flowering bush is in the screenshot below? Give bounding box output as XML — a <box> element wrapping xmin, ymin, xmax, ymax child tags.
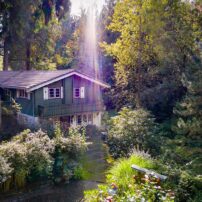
<box><xmin>0</xmin><ymin>127</ymin><xmax>88</xmax><ymax>192</ymax></box>
<box><xmin>55</xmin><ymin>126</ymin><xmax>87</xmax><ymax>155</ymax></box>
<box><xmin>0</xmin><ymin>156</ymin><xmax>13</xmax><ymax>184</ymax></box>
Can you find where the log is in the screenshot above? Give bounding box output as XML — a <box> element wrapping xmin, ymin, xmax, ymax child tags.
<box><xmin>131</xmin><ymin>164</ymin><xmax>167</xmax><ymax>181</ymax></box>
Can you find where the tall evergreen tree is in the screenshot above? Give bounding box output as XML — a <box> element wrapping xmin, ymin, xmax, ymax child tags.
<box><xmin>173</xmin><ymin>1</ymin><xmax>202</xmax><ymax>139</ymax></box>
<box><xmin>0</xmin><ymin>0</ymin><xmax>70</xmax><ymax>70</ymax></box>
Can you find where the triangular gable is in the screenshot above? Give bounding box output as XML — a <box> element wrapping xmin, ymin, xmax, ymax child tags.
<box><xmin>27</xmin><ymin>71</ymin><xmax>110</xmax><ymax>92</ymax></box>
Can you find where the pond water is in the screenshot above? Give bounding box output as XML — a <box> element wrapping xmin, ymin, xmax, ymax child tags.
<box><xmin>0</xmin><ymin>128</ymin><xmax>109</xmax><ymax>202</ymax></box>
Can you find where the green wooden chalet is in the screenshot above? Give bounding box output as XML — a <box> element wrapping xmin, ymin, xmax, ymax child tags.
<box><xmin>0</xmin><ymin>69</ymin><xmax>109</xmax><ymax>128</ymax></box>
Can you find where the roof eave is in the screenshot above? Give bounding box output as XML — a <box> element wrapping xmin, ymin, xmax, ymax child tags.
<box><xmin>27</xmin><ymin>71</ymin><xmax>110</xmax><ymax>92</ymax></box>
<box><xmin>0</xmin><ymin>85</ymin><xmax>27</xmax><ymax>90</ymax></box>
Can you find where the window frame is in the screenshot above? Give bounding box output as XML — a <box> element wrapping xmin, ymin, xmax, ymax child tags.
<box><xmin>74</xmin><ymin>88</ymin><xmax>81</xmax><ymax>98</ymax></box>
<box><xmin>48</xmin><ymin>88</ymin><xmax>61</xmax><ymax>99</ymax></box>
<box><xmin>73</xmin><ymin>87</ymin><xmax>85</xmax><ymax>98</ymax></box>
<box><xmin>18</xmin><ymin>89</ymin><xmax>29</xmax><ymax>99</ymax></box>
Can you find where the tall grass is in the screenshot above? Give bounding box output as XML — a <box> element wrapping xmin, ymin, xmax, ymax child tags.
<box><xmin>106</xmin><ymin>153</ymin><xmax>157</xmax><ymax>190</ymax></box>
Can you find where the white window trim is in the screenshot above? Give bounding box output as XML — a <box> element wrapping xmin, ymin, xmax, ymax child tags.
<box><xmin>48</xmin><ymin>88</ymin><xmax>61</xmax><ymax>99</ymax></box>
<box><xmin>80</xmin><ymin>87</ymin><xmax>85</xmax><ymax>98</ymax></box>
<box><xmin>17</xmin><ymin>89</ymin><xmax>30</xmax><ymax>100</ymax></box>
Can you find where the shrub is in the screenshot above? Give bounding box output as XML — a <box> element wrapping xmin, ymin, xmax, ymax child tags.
<box><xmin>52</xmin><ymin>126</ymin><xmax>88</xmax><ymax>183</ymax></box>
<box><xmin>25</xmin><ymin>130</ymin><xmax>55</xmax><ymax>179</ymax></box>
<box><xmin>84</xmin><ymin>153</ymin><xmax>174</xmax><ymax>202</ymax></box>
<box><xmin>0</xmin><ymin>127</ymin><xmax>88</xmax><ymax>192</ymax></box>
<box><xmin>0</xmin><ymin>130</ymin><xmax>54</xmax><ymax>189</ymax></box>
<box><xmin>174</xmin><ymin>172</ymin><xmax>202</xmax><ymax>202</ymax></box>
<box><xmin>73</xmin><ymin>165</ymin><xmax>90</xmax><ymax>180</ymax></box>
<box><xmin>0</xmin><ymin>140</ymin><xmax>28</xmax><ymax>188</ymax></box>
<box><xmin>0</xmin><ymin>156</ymin><xmax>13</xmax><ymax>184</ymax></box>
<box><xmin>107</xmin><ymin>107</ymin><xmax>160</xmax><ymax>158</ymax></box>
<box><xmin>54</xmin><ymin>126</ymin><xmax>88</xmax><ymax>157</ymax></box>
<box><xmin>2</xmin><ymin>99</ymin><xmax>21</xmax><ymax>116</ymax></box>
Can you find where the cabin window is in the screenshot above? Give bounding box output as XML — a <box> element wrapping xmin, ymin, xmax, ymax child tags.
<box><xmin>74</xmin><ymin>88</ymin><xmax>80</xmax><ymax>98</ymax></box>
<box><xmin>48</xmin><ymin>88</ymin><xmax>61</xmax><ymax>99</ymax></box>
<box><xmin>55</xmin><ymin>88</ymin><xmax>60</xmax><ymax>97</ymax></box>
<box><xmin>74</xmin><ymin>87</ymin><xmax>85</xmax><ymax>98</ymax></box>
<box><xmin>18</xmin><ymin>90</ymin><xmax>29</xmax><ymax>99</ymax></box>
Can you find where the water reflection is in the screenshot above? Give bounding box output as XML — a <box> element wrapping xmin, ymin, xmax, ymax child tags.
<box><xmin>1</xmin><ymin>181</ymin><xmax>98</xmax><ymax>202</ymax></box>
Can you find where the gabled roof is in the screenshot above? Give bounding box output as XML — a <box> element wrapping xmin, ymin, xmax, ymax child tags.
<box><xmin>0</xmin><ymin>69</ymin><xmax>110</xmax><ymax>92</ymax></box>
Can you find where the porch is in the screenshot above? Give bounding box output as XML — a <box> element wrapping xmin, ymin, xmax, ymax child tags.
<box><xmin>38</xmin><ymin>102</ymin><xmax>105</xmax><ymax>118</ymax></box>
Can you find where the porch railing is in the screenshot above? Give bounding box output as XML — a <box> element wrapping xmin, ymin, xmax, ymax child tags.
<box><xmin>38</xmin><ymin>102</ymin><xmax>105</xmax><ymax>117</ymax></box>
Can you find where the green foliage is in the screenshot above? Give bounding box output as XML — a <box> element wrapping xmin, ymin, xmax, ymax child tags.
<box><xmin>101</xmin><ymin>0</ymin><xmax>201</xmax><ymax>119</ymax></box>
<box><xmin>52</xmin><ymin>126</ymin><xmax>88</xmax><ymax>184</ymax></box>
<box><xmin>54</xmin><ymin>122</ymin><xmax>63</xmax><ymax>139</ymax></box>
<box><xmin>84</xmin><ymin>153</ymin><xmax>174</xmax><ymax>202</ymax></box>
<box><xmin>73</xmin><ymin>165</ymin><xmax>90</xmax><ymax>180</ymax></box>
<box><xmin>173</xmin><ymin>63</ymin><xmax>202</xmax><ymax>139</ymax></box>
<box><xmin>0</xmin><ymin>0</ymin><xmax>70</xmax><ymax>70</ymax></box>
<box><xmin>107</xmin><ymin>107</ymin><xmax>160</xmax><ymax>158</ymax></box>
<box><xmin>160</xmin><ymin>50</ymin><xmax>202</xmax><ymax>201</ymax></box>
<box><xmin>0</xmin><ymin>130</ymin><xmax>54</xmax><ymax>189</ymax></box>
<box><xmin>0</xmin><ymin>156</ymin><xmax>13</xmax><ymax>184</ymax></box>
<box><xmin>10</xmin><ymin>98</ymin><xmax>21</xmax><ymax>114</ymax></box>
<box><xmin>55</xmin><ymin>126</ymin><xmax>87</xmax><ymax>157</ymax></box>
<box><xmin>175</xmin><ymin>172</ymin><xmax>197</xmax><ymax>202</ymax></box>
<box><xmin>0</xmin><ymin>127</ymin><xmax>88</xmax><ymax>192</ymax></box>
<box><xmin>101</xmin><ymin>0</ymin><xmax>166</xmax><ymax>108</ymax></box>
<box><xmin>106</xmin><ymin>152</ymin><xmax>158</xmax><ymax>189</ymax></box>
<box><xmin>2</xmin><ymin>99</ymin><xmax>21</xmax><ymax>116</ymax></box>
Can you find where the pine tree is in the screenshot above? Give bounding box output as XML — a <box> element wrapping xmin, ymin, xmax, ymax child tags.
<box><xmin>173</xmin><ymin>60</ymin><xmax>202</xmax><ymax>139</ymax></box>
<box><xmin>0</xmin><ymin>0</ymin><xmax>70</xmax><ymax>70</ymax></box>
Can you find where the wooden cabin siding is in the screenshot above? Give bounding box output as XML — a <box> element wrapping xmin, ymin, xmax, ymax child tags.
<box><xmin>47</xmin><ymin>80</ymin><xmax>62</xmax><ymax>88</ymax></box>
<box><xmin>33</xmin><ymin>76</ymin><xmax>104</xmax><ymax>117</ymax></box>
<box><xmin>41</xmin><ymin>102</ymin><xmax>105</xmax><ymax>117</ymax></box>
<box><xmin>72</xmin><ymin>75</ymin><xmax>102</xmax><ymax>104</ymax></box>
<box><xmin>16</xmin><ymin>96</ymin><xmax>33</xmax><ymax>116</ymax></box>
<box><xmin>0</xmin><ymin>76</ymin><xmax>104</xmax><ymax>117</ymax></box>
<box><xmin>34</xmin><ymin>88</ymin><xmax>62</xmax><ymax>116</ymax></box>
<box><xmin>64</xmin><ymin>77</ymin><xmax>73</xmax><ymax>105</ymax></box>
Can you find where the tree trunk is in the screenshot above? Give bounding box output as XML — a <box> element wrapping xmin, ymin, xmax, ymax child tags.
<box><xmin>0</xmin><ymin>96</ymin><xmax>2</xmax><ymax>129</ymax></box>
<box><xmin>3</xmin><ymin>37</ymin><xmax>9</xmax><ymax>71</ymax></box>
<box><xmin>26</xmin><ymin>41</ymin><xmax>31</xmax><ymax>70</ymax></box>
<box><xmin>136</xmin><ymin>10</ymin><xmax>143</xmax><ymax>109</ymax></box>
